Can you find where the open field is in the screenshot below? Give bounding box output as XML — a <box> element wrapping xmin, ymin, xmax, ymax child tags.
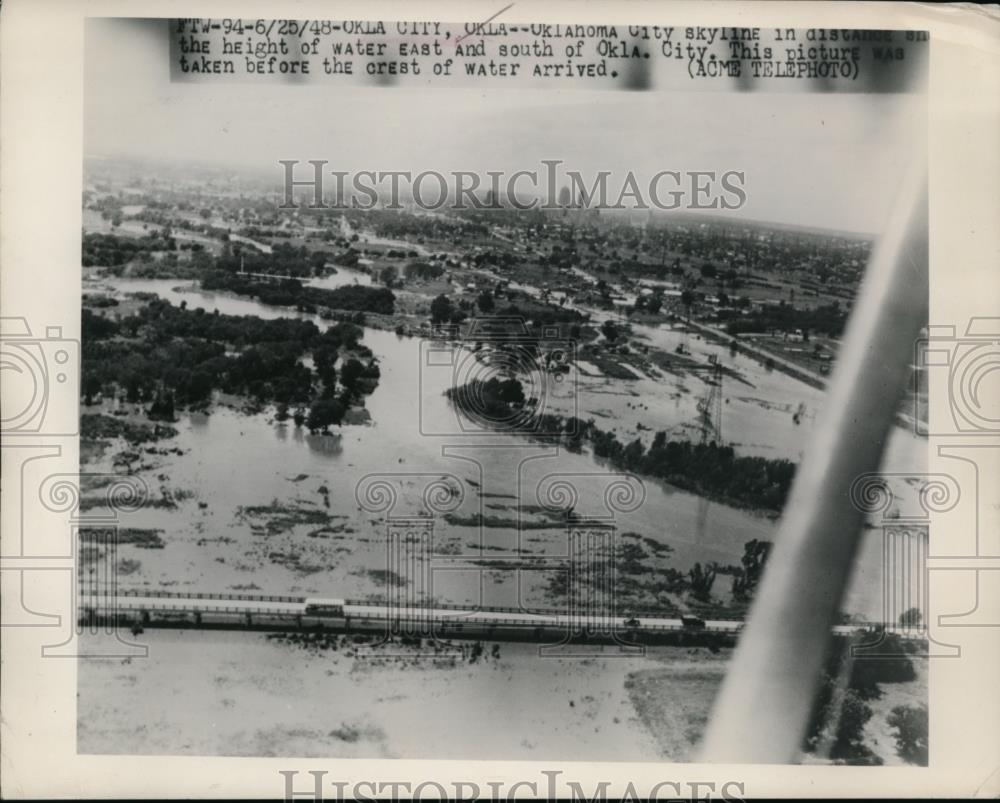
<box><xmin>78</xmin><ymin>629</ymin><xmax>926</xmax><ymax>765</ymax></box>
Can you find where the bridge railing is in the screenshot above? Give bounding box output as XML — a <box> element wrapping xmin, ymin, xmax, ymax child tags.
<box><xmin>341</xmin><ymin>598</ymin><xmax>745</xmax><ymax>621</ymax></box>
<box><xmin>95</xmin><ymin>592</ymin><xmax>900</xmax><ymax>631</ymax></box>
<box><xmin>87</xmin><ymin>603</ymin><xmax>304</xmax><ymax>616</ymax></box>
<box><xmin>92</xmin><ymin>605</ymin><xmax>708</xmax><ymax>633</ymax></box>
<box><xmin>112</xmin><ymin>589</ymin><xmax>306</xmax><ymax>604</ymax></box>
<box><xmin>80</xmin><ymin>599</ymin><xmax>917</xmax><ymax>642</ymax></box>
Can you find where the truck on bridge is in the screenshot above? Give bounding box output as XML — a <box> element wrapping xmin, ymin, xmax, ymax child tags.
<box><xmin>303</xmin><ymin>597</ymin><xmax>346</xmax><ymax>617</ymax></box>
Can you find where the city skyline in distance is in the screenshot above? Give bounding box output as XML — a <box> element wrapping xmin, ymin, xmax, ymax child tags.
<box><xmin>85</xmin><ymin>18</ymin><xmax>925</xmax><ymax>236</ymax></box>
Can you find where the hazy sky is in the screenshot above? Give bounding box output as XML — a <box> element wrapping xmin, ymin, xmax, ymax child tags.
<box><xmin>85</xmin><ymin>19</ymin><xmax>925</xmax><ymax>234</ymax></box>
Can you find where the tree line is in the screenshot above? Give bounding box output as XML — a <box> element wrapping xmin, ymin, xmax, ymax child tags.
<box><xmin>445</xmin><ymin>377</ymin><xmax>795</xmax><ymax>514</ymax></box>
<box><xmin>722</xmin><ymin>300</ymin><xmax>848</xmax><ymax>338</ymax></box>
<box><xmin>83</xmin><ymin>232</ymin><xmax>177</xmax><ymax>267</ymax></box>
<box><xmin>201</xmin><ymin>270</ymin><xmax>395</xmax><ymax>315</ymax></box>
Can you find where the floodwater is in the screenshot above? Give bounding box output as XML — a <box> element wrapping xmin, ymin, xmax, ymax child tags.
<box><xmin>84</xmin><ymin>277</ymin><xmax>925</xmax><ymax>619</ymax></box>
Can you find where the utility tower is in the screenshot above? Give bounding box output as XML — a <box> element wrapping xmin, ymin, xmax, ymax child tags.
<box><xmin>697</xmin><ymin>354</ymin><xmax>724</xmax><ymax>445</ymax></box>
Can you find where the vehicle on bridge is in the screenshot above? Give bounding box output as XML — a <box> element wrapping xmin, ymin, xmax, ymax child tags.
<box><xmin>303</xmin><ymin>598</ymin><xmax>346</xmax><ymax>617</ymax></box>
<box><xmin>681</xmin><ymin>615</ymin><xmax>706</xmax><ymax>631</ymax></box>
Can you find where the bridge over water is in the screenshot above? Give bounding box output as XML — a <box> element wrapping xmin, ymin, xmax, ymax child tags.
<box><xmin>77</xmin><ymin>590</ymin><xmax>923</xmax><ymax>646</ymax></box>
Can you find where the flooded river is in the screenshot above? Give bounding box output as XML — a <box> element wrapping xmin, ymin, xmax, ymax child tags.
<box><xmin>84</xmin><ymin>277</ymin><xmax>924</xmax><ymax>619</ymax></box>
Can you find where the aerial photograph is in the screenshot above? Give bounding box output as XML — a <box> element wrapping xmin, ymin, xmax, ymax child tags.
<box><xmin>75</xmin><ymin>18</ymin><xmax>929</xmax><ymax>766</ymax></box>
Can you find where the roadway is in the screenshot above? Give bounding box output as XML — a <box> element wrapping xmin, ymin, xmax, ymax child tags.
<box><xmin>77</xmin><ymin>591</ymin><xmax>920</xmax><ymax>640</ymax></box>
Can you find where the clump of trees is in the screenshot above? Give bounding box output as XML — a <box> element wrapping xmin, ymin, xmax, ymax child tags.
<box><xmin>405</xmin><ymin>261</ymin><xmax>444</xmax><ymax>281</ymax></box>
<box><xmin>430</xmin><ymin>294</ymin><xmax>463</xmax><ymax>325</ymax></box>
<box><xmin>496</xmin><ymin>301</ymin><xmax>584</xmax><ymax>326</ymax></box>
<box><xmin>305</xmin><ymin>398</ymin><xmax>346</xmax><ymax>432</ymax></box>
<box><xmin>632</xmin><ymin>294</ymin><xmax>663</xmax><ymax>315</ymax></box>
<box><xmin>147</xmin><ymin>389</ymin><xmax>176</xmax><ymax>421</ymax></box>
<box><xmin>379</xmin><ymin>266</ymin><xmax>398</xmax><ymax>287</ymax></box>
<box><xmin>444</xmin><ymin>376</ymin><xmax>525</xmax><ymax>423</ymax></box>
<box><xmin>82</xmin><ymin>300</ymin><xmax>379</xmax><ymax>431</ymax></box>
<box><xmin>215</xmin><ymin>241</ymin><xmax>328</xmax><ymax>278</ymax></box>
<box><xmin>201</xmin><ymin>270</ymin><xmax>395</xmax><ymax>315</ymax></box>
<box><xmin>724</xmin><ymin>300</ymin><xmax>848</xmax><ymax>338</ymax></box>
<box><xmin>476</xmin><ymin>291</ymin><xmax>495</xmax><ymax>313</ymax></box>
<box><xmin>804</xmin><ymin>631</ymin><xmax>918</xmax><ymax>765</ymax></box>
<box><xmin>887</xmin><ymin>704</ymin><xmax>928</xmax><ymax>765</ymax></box>
<box><xmin>83</xmin><ymin>232</ymin><xmax>177</xmax><ymax>268</ymax></box>
<box><xmin>687</xmin><ymin>562</ymin><xmax>717</xmax><ymax>602</ymax></box>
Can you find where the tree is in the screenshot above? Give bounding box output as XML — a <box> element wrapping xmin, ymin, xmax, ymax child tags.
<box><xmin>184</xmin><ymin>368</ymin><xmax>214</xmax><ymax>405</ymax></box>
<box><xmin>306</xmin><ymin>398</ymin><xmax>345</xmax><ymax>432</ymax></box>
<box><xmin>805</xmin><ymin>680</ymin><xmax>878</xmax><ymax>763</ymax></box>
<box><xmin>147</xmin><ymin>389</ymin><xmax>175</xmax><ymax>421</ymax></box>
<box><xmin>600</xmin><ymin>320</ymin><xmax>620</xmax><ymax>342</ymax></box>
<box><xmin>82</xmin><ymin>375</ymin><xmax>102</xmax><ymax>405</ymax></box>
<box><xmin>477</xmin><ymin>291</ymin><xmax>495</xmax><ymax>313</ymax></box>
<box><xmin>681</xmin><ymin>289</ymin><xmax>695</xmax><ymax>319</ymax></box>
<box><xmin>831</xmin><ymin>690</ymin><xmax>877</xmax><ymax>762</ymax></box>
<box><xmin>898</xmin><ymin>607</ymin><xmax>922</xmax><ymax>628</ymax></box>
<box><xmin>887</xmin><ymin>705</ymin><xmax>928</xmax><ymax>765</ymax></box>
<box><xmin>339</xmin><ymin>357</ymin><xmax>365</xmax><ymax>398</ymax></box>
<box><xmin>312</xmin><ymin>346</ymin><xmax>339</xmax><ymax>392</ymax></box>
<box><xmin>430</xmin><ymin>294</ymin><xmax>453</xmax><ymax>325</ymax></box>
<box><xmin>731</xmin><ymin>539</ymin><xmax>772</xmax><ymax>601</ymax></box>
<box><xmin>379</xmin><ymin>266</ymin><xmax>397</xmax><ymax>287</ymax></box>
<box><xmin>308</xmin><ymin>250</ymin><xmax>330</xmax><ymax>274</ymax></box>
<box><xmin>688</xmin><ymin>562</ymin><xmax>717</xmax><ymax>601</ymax></box>
<box><xmin>621</xmin><ymin>438</ymin><xmax>645</xmax><ymax>471</ymax></box>
<box><xmin>494</xmin><ymin>377</ymin><xmax>525</xmax><ymax>406</ymax></box>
